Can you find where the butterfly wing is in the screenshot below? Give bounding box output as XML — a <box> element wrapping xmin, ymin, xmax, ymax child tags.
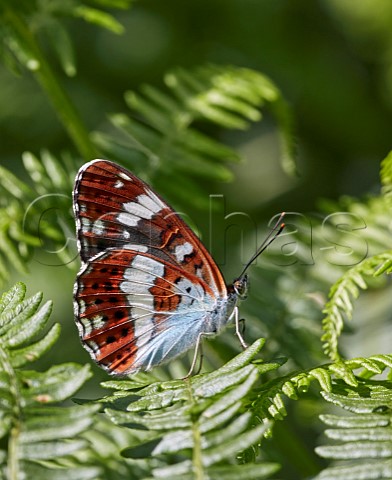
<box><xmin>74</xmin><ymin>248</ymin><xmax>227</xmax><ymax>374</ymax></box>
<box><xmin>73</xmin><ymin>160</ymin><xmax>226</xmax><ymax>296</ymax></box>
<box><xmin>73</xmin><ymin>160</ymin><xmax>232</xmax><ymax>374</ymax></box>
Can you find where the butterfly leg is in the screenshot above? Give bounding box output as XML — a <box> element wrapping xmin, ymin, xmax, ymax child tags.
<box><xmin>234</xmin><ymin>306</ymin><xmax>248</xmax><ymax>349</ymax></box>
<box><xmin>184</xmin><ymin>331</ymin><xmax>216</xmax><ymax>379</ymax></box>
<box><xmin>239</xmin><ymin>317</ymin><xmax>246</xmax><ymax>337</ymax></box>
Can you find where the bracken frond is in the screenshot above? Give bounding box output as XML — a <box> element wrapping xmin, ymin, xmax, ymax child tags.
<box><xmin>0</xmin><ymin>282</ymin><xmax>101</xmax><ymax>479</ymax></box>
<box><xmin>321</xmin><ymin>252</ymin><xmax>392</xmax><ymax>362</ymax></box>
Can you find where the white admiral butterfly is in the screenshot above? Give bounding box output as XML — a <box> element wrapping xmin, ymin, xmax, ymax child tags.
<box><xmin>73</xmin><ymin>160</ymin><xmax>284</xmax><ymax>375</ymax></box>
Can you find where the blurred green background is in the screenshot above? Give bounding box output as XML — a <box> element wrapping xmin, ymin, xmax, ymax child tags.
<box><xmin>1</xmin><ymin>2</ymin><xmax>392</xmax><ymax>473</ymax></box>
<box><xmin>3</xmin><ymin>0</ymin><xmax>391</xmax><ymax>190</ymax></box>
<box><xmin>0</xmin><ymin>0</ymin><xmax>392</xmax><ymax>454</ymax></box>
<box><xmin>1</xmin><ymin>0</ymin><xmax>391</xmax><ymax>372</ymax></box>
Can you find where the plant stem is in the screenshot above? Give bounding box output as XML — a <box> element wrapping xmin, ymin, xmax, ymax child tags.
<box><xmin>191</xmin><ymin>420</ymin><xmax>204</xmax><ymax>480</ymax></box>
<box><xmin>3</xmin><ymin>7</ymin><xmax>99</xmax><ymax>160</ymax></box>
<box><xmin>186</xmin><ymin>380</ymin><xmax>205</xmax><ymax>480</ymax></box>
<box><xmin>0</xmin><ymin>345</ymin><xmax>21</xmax><ymax>480</ymax></box>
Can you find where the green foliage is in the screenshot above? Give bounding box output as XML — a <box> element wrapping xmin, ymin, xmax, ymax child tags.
<box><xmin>0</xmin><ymin>1</ymin><xmax>129</xmax><ymax>158</ymax></box>
<box><xmin>252</xmin><ymin>353</ymin><xmax>392</xmax><ymax>423</ymax></box>
<box><xmin>93</xmin><ymin>64</ymin><xmax>295</xmax><ymax>209</ymax></box>
<box><xmin>314</xmin><ymin>382</ymin><xmax>392</xmax><ymax>480</ymax></box>
<box><xmin>0</xmin><ymin>4</ymin><xmax>391</xmax><ymax>478</ymax></box>
<box><xmin>0</xmin><ymin>0</ymin><xmax>132</xmax><ymax>76</ymax></box>
<box><xmin>0</xmin><ymin>150</ymin><xmax>76</xmax><ymax>284</ymax></box>
<box><xmin>1</xmin><ymin>280</ymin><xmax>391</xmax><ymax>478</ymax></box>
<box><xmin>322</xmin><ymin>252</ymin><xmax>392</xmax><ymax>362</ymax></box>
<box><xmin>88</xmin><ymin>342</ymin><xmax>392</xmax><ymax>478</ymax></box>
<box><xmin>0</xmin><ymin>63</ymin><xmax>293</xmax><ymax>284</ymax></box>
<box><xmin>0</xmin><ymin>282</ymin><xmax>102</xmax><ymax>479</ymax></box>
<box><xmin>99</xmin><ymin>340</ymin><xmax>281</xmax><ymax>479</ymax></box>
<box><xmin>380</xmin><ymin>150</ymin><xmax>392</xmax><ymax>200</ymax></box>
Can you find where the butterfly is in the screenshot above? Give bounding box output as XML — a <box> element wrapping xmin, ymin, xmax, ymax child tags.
<box><xmin>73</xmin><ymin>159</ymin><xmax>284</xmax><ymax>376</ymax></box>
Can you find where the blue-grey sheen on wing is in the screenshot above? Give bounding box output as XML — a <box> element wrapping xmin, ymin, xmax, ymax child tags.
<box><xmin>130</xmin><ymin>295</ymin><xmax>235</xmax><ymax>372</ymax></box>
<box><xmin>117</xmin><ymin>252</ymin><xmax>235</xmax><ymax>373</ymax></box>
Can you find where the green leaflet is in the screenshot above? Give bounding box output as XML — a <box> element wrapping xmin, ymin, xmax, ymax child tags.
<box><xmin>0</xmin><ymin>1</ymin><xmax>130</xmax><ymax>75</ymax></box>
<box><xmin>314</xmin><ymin>385</ymin><xmax>392</xmax><ymax>479</ymax></box>
<box><xmin>94</xmin><ymin>64</ymin><xmax>295</xmax><ymax>210</ymax></box>
<box><xmin>322</xmin><ymin>252</ymin><xmax>392</xmax><ymax>362</ymax></box>
<box><xmin>0</xmin><ymin>283</ymin><xmax>101</xmax><ymax>479</ymax></box>
<box><xmin>99</xmin><ymin>339</ymin><xmax>282</xmax><ymax>478</ymax></box>
<box><xmin>0</xmin><ymin>151</ymin><xmax>76</xmax><ymax>286</ymax></box>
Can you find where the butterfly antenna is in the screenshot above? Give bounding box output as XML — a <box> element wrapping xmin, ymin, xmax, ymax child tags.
<box><xmin>238</xmin><ymin>212</ymin><xmax>286</xmax><ymax>278</ymax></box>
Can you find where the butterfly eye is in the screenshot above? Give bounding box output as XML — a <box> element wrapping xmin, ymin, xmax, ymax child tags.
<box><xmin>233</xmin><ymin>275</ymin><xmax>248</xmax><ymax>300</ymax></box>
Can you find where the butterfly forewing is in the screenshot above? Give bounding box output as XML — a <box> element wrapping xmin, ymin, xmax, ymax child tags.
<box><xmin>74</xmin><ymin>160</ymin><xmax>226</xmax><ymax>294</ymax></box>
<box><xmin>73</xmin><ymin>160</ymin><xmax>233</xmax><ymax>374</ymax></box>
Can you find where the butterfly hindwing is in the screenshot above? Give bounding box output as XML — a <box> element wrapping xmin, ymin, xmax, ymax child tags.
<box><xmin>74</xmin><ymin>248</ymin><xmax>221</xmax><ymax>374</ymax></box>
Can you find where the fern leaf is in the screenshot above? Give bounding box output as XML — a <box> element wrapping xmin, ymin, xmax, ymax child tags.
<box><xmin>322</xmin><ymin>252</ymin><xmax>392</xmax><ymax>362</ymax></box>
<box><xmin>0</xmin><ymin>61</ymin><xmax>294</xmax><ymax>282</ymax></box>
<box><xmin>380</xmin><ymin>150</ymin><xmax>392</xmax><ymax>203</ymax></box>
<box><xmin>9</xmin><ymin>323</ymin><xmax>61</xmax><ymax>367</ymax></box>
<box><xmin>0</xmin><ymin>151</ymin><xmax>77</xmax><ymax>285</ymax></box>
<box><xmin>72</xmin><ymin>5</ymin><xmax>126</xmax><ymax>34</ymax></box>
<box><xmin>0</xmin><ymin>64</ymin><xmax>294</xmax><ymax>282</ymax></box>
<box><xmin>374</xmin><ymin>253</ymin><xmax>392</xmax><ymax>276</ymax></box>
<box><xmin>313</xmin><ymin>461</ymin><xmax>392</xmax><ymax>480</ymax></box>
<box><xmin>196</xmin><ymin>463</ymin><xmax>280</xmax><ymax>480</ymax></box>
<box><xmin>251</xmin><ymin>353</ymin><xmax>392</xmax><ymax>429</ymax></box>
<box><xmin>93</xmin><ymin>64</ymin><xmax>295</xmax><ymax>210</ymax></box>
<box><xmin>96</xmin><ymin>342</ymin><xmax>391</xmax><ymax>477</ymax></box>
<box><xmin>314</xmin><ymin>383</ymin><xmax>392</xmax><ymax>479</ymax></box>
<box><xmin>0</xmin><ymin>282</ymin><xmax>102</xmax><ymax>479</ymax></box>
<box><xmin>327</xmin><ymin>362</ymin><xmax>358</xmax><ymax>387</ymax></box>
<box><xmin>0</xmin><ymin>1</ymin><xmax>132</xmax><ymax>75</ymax></box>
<box><xmin>97</xmin><ymin>339</ymin><xmax>281</xmax><ymax>478</ymax></box>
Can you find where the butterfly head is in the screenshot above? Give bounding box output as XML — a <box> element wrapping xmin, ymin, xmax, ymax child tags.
<box><xmin>232</xmin><ymin>274</ymin><xmax>249</xmax><ymax>300</ymax></box>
